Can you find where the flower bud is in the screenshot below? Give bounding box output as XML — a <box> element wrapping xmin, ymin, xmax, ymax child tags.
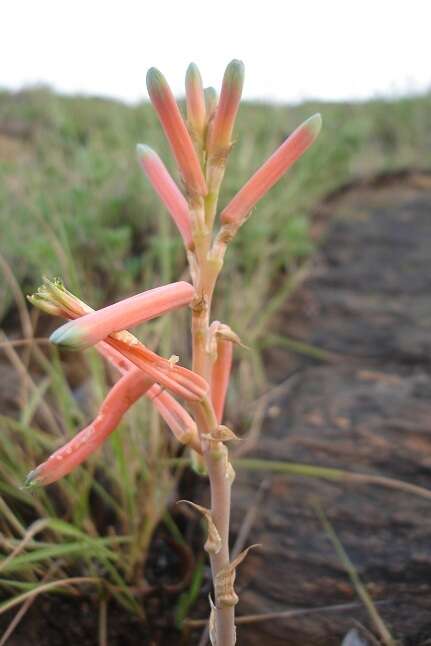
<box><xmin>185</xmin><ymin>63</ymin><xmax>206</xmax><ymax>142</ymax></box>
<box><xmin>137</xmin><ymin>144</ymin><xmax>193</xmax><ymax>247</ymax></box>
<box><xmin>146</xmin><ymin>67</ymin><xmax>207</xmax><ymax>197</ymax></box>
<box><xmin>204</xmin><ymin>87</ymin><xmax>218</xmax><ymax>123</ymax></box>
<box><xmin>207</xmin><ymin>60</ymin><xmax>244</xmax><ymax>161</ymax></box>
<box><xmin>221</xmin><ymin>113</ymin><xmax>322</xmax><ymax>228</ymax></box>
<box><xmin>50</xmin><ymin>282</ymin><xmax>195</xmax><ymax>350</ymax></box>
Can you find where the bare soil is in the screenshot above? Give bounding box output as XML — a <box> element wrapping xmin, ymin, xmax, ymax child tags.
<box><xmin>230</xmin><ymin>171</ymin><xmax>431</xmax><ymax>645</ymax></box>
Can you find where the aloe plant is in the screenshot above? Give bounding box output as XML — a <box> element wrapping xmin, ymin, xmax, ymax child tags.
<box><xmin>26</xmin><ymin>60</ymin><xmax>321</xmax><ymax>645</ymax></box>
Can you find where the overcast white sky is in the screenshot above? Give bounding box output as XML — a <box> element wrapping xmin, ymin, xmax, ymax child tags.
<box><xmin>2</xmin><ymin>0</ymin><xmax>430</xmax><ymax>104</ymax></box>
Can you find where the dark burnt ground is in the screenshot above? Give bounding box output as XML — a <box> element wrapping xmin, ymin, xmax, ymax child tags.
<box><xmin>230</xmin><ymin>171</ymin><xmax>431</xmax><ymax>645</ymax></box>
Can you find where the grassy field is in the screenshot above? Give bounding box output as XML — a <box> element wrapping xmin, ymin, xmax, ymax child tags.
<box><xmin>2</xmin><ymin>88</ymin><xmax>431</xmax><ymax>317</ymax></box>
<box><xmin>1</xmin><ymin>86</ymin><xmax>431</xmax><ymax>635</ymax></box>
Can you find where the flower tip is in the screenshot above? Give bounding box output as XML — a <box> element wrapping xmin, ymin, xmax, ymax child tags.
<box><xmin>185</xmin><ymin>63</ymin><xmax>206</xmax><ymax>141</ymax></box>
<box><xmin>146</xmin><ymin>64</ymin><xmax>207</xmax><ymax>196</ymax></box>
<box><xmin>205</xmin><ymin>86</ymin><xmax>217</xmax><ymax>102</ymax></box>
<box><xmin>224</xmin><ymin>59</ymin><xmax>245</xmax><ymax>87</ymax></box>
<box><xmin>23</xmin><ymin>467</ymin><xmax>42</xmax><ymax>489</ymax></box>
<box><xmin>204</xmin><ymin>86</ymin><xmax>218</xmax><ymax>116</ymax></box>
<box><xmin>304</xmin><ymin>113</ymin><xmax>322</xmax><ymax>140</ymax></box>
<box><xmin>146</xmin><ymin>67</ymin><xmax>166</xmax><ymax>95</ymax></box>
<box><xmin>50</xmin><ymin>320</ymin><xmax>84</xmax><ymax>349</ymax></box>
<box><xmin>186</xmin><ymin>62</ymin><xmax>201</xmax><ymax>82</ymax></box>
<box><xmin>136</xmin><ymin>143</ymin><xmax>155</xmax><ymax>160</ymax></box>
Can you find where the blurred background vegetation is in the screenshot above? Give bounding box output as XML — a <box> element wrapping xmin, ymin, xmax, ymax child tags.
<box><xmin>1</xmin><ymin>88</ymin><xmax>431</xmax><ymax>633</ymax></box>
<box><xmin>2</xmin><ymin>88</ymin><xmax>431</xmax><ymax>319</ymax></box>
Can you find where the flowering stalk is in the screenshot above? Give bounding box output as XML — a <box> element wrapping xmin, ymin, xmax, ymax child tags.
<box><xmin>186</xmin><ymin>61</ymin><xmax>320</xmax><ymax>644</ymax></box>
<box><xmin>27</xmin><ymin>61</ymin><xmax>321</xmax><ymax>645</ymax></box>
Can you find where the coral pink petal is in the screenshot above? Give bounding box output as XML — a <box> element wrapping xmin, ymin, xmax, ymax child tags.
<box><xmin>204</xmin><ymin>87</ymin><xmax>218</xmax><ymax>122</ymax></box>
<box><xmin>185</xmin><ymin>62</ymin><xmax>206</xmax><ymax>138</ymax></box>
<box><xmin>221</xmin><ymin>114</ymin><xmax>322</xmax><ymax>226</ymax></box>
<box><xmin>137</xmin><ymin>145</ymin><xmax>193</xmax><ymax>247</ymax></box>
<box><xmin>96</xmin><ymin>341</ymin><xmax>134</xmax><ymax>374</ymax></box>
<box><xmin>207</xmin><ymin>60</ymin><xmax>244</xmax><ymax>154</ymax></box>
<box><xmin>108</xmin><ymin>337</ymin><xmax>208</xmax><ymax>402</ymax></box>
<box><xmin>146</xmin><ymin>67</ymin><xmax>207</xmax><ymax>197</ymax></box>
<box><xmin>50</xmin><ymin>282</ymin><xmax>195</xmax><ymax>350</ymax></box>
<box><xmin>147</xmin><ymin>384</ymin><xmax>201</xmax><ymax>452</ymax></box>
<box><xmin>26</xmin><ymin>370</ymin><xmax>153</xmax><ymax>486</ymax></box>
<box><xmin>211</xmin><ymin>339</ymin><xmax>233</xmax><ymax>423</ymax></box>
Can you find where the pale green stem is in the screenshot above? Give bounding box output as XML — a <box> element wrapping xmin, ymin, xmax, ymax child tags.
<box><xmin>189</xmin><ymin>172</ymin><xmax>236</xmax><ymax>645</ymax></box>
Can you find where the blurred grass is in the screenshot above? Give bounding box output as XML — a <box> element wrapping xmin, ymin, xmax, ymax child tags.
<box><xmin>2</xmin><ymin>87</ymin><xmax>431</xmax><ymax>402</ymax></box>
<box><xmin>1</xmin><ymin>85</ymin><xmax>431</xmax><ymax>626</ymax></box>
<box><xmin>0</xmin><ymin>334</ymin><xmax>182</xmax><ymax>614</ymax></box>
<box><xmin>1</xmin><ymin>87</ymin><xmax>431</xmax><ymax>317</ymax></box>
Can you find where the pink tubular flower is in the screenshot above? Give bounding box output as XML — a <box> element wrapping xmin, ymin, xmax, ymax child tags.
<box><xmin>31</xmin><ymin>279</ymin><xmax>208</xmax><ymax>402</ymax></box>
<box><xmin>207</xmin><ymin>60</ymin><xmax>244</xmax><ymax>157</ymax></box>
<box><xmin>107</xmin><ymin>336</ymin><xmax>207</xmax><ymax>401</ymax></box>
<box><xmin>147</xmin><ymin>384</ymin><xmax>200</xmax><ymax>452</ymax></box>
<box><xmin>28</xmin><ymin>279</ymin><xmax>201</xmax><ymax>464</ymax></box>
<box><xmin>146</xmin><ymin>67</ymin><xmax>207</xmax><ymax>197</ymax></box>
<box><xmin>185</xmin><ymin>63</ymin><xmax>206</xmax><ymax>142</ymax></box>
<box><xmin>26</xmin><ymin>369</ymin><xmax>154</xmax><ymax>486</ymax></box>
<box><xmin>204</xmin><ymin>87</ymin><xmax>218</xmax><ymax>123</ymax></box>
<box><xmin>221</xmin><ymin>113</ymin><xmax>322</xmax><ymax>227</ymax></box>
<box><xmin>50</xmin><ymin>282</ymin><xmax>195</xmax><ymax>350</ymax></box>
<box><xmin>210</xmin><ymin>326</ymin><xmax>234</xmax><ymax>424</ymax></box>
<box><xmin>136</xmin><ymin>145</ymin><xmax>193</xmax><ymax>248</ymax></box>
<box><xmin>96</xmin><ymin>341</ymin><xmax>135</xmax><ymax>374</ymax></box>
<box><xmin>28</xmin><ymin>279</ymin><xmax>136</xmax><ymax>374</ymax></box>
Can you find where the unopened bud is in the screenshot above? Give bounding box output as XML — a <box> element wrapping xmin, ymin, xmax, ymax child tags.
<box><xmin>185</xmin><ymin>63</ymin><xmax>206</xmax><ymax>142</ymax></box>
<box><xmin>207</xmin><ymin>60</ymin><xmax>244</xmax><ymax>160</ymax></box>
